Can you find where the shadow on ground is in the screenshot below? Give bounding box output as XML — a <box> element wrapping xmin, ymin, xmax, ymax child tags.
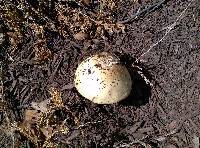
<box><xmin>117</xmin><ymin>53</ymin><xmax>152</xmax><ymax>106</ymax></box>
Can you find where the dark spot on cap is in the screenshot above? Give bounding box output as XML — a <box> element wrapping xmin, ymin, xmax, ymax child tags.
<box><xmin>88</xmin><ymin>69</ymin><xmax>91</xmax><ymax>74</ymax></box>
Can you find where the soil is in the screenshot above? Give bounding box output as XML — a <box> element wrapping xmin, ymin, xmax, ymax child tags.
<box><xmin>0</xmin><ymin>0</ymin><xmax>200</xmax><ymax>147</ymax></box>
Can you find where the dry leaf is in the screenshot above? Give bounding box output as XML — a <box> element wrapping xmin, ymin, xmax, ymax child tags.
<box><xmin>34</xmin><ymin>43</ymin><xmax>52</xmax><ymax>64</ymax></box>
<box><xmin>49</xmin><ymin>88</ymin><xmax>63</xmax><ymax>107</ymax></box>
<box><xmin>40</xmin><ymin>125</ymin><xmax>54</xmax><ymax>138</ymax></box>
<box><xmin>82</xmin><ymin>0</ymin><xmax>91</xmax><ymax>6</ymax></box>
<box><xmin>24</xmin><ymin>110</ymin><xmax>42</xmax><ymax>123</ymax></box>
<box><xmin>31</xmin><ymin>99</ymin><xmax>50</xmax><ymax>113</ymax></box>
<box><xmin>7</xmin><ymin>31</ymin><xmax>22</xmax><ymax>46</ymax></box>
<box><xmin>74</xmin><ymin>31</ymin><xmax>88</xmax><ymax>40</ymax></box>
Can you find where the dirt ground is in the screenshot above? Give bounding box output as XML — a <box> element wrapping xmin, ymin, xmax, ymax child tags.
<box><xmin>0</xmin><ymin>0</ymin><xmax>200</xmax><ymax>147</ymax></box>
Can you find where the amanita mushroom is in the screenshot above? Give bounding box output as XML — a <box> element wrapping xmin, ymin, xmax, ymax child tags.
<box><xmin>74</xmin><ymin>52</ymin><xmax>132</xmax><ymax>104</ymax></box>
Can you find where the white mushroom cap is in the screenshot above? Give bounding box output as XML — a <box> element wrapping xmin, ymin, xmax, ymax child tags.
<box><xmin>74</xmin><ymin>52</ymin><xmax>132</xmax><ymax>104</ymax></box>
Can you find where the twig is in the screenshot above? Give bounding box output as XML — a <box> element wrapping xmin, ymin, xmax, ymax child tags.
<box><xmin>118</xmin><ymin>0</ymin><xmax>166</xmax><ymax>24</ymax></box>
<box><xmin>114</xmin><ymin>135</ymin><xmax>149</xmax><ymax>147</ymax></box>
<box><xmin>77</xmin><ymin>121</ymin><xmax>102</xmax><ymax>129</ymax></box>
<box><xmin>138</xmin><ymin>0</ymin><xmax>194</xmax><ymax>60</ymax></box>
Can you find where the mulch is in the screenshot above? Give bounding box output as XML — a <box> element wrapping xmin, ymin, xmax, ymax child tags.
<box><xmin>1</xmin><ymin>0</ymin><xmax>200</xmax><ymax>147</ymax></box>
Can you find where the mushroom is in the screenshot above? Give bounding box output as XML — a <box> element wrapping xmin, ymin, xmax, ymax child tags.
<box><xmin>74</xmin><ymin>52</ymin><xmax>132</xmax><ymax>104</ymax></box>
